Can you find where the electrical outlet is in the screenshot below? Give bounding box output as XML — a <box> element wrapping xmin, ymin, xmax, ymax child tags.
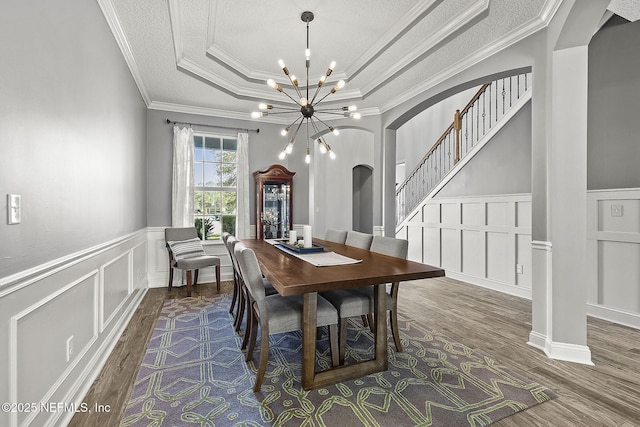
<box><xmin>66</xmin><ymin>336</ymin><xmax>74</xmax><ymax>362</ymax></box>
<box><xmin>611</xmin><ymin>205</ymin><xmax>623</xmax><ymax>217</ymax></box>
<box><xmin>516</xmin><ymin>264</ymin><xmax>524</xmax><ymax>274</ymax></box>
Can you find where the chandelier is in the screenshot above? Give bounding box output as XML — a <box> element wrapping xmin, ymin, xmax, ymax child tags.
<box><xmin>251</xmin><ymin>11</ymin><xmax>361</xmax><ymax>164</ymax></box>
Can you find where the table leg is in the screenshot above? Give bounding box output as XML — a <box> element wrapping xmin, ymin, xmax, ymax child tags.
<box><xmin>374</xmin><ymin>283</ymin><xmax>388</xmax><ymax>371</ymax></box>
<box><xmin>302</xmin><ymin>292</ymin><xmax>318</xmax><ymax>389</ymax></box>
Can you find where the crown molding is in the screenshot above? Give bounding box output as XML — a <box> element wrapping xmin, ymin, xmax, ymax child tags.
<box><xmin>97</xmin><ymin>0</ymin><xmax>151</xmax><ymax>106</ymax></box>
<box><xmin>361</xmin><ymin>0</ymin><xmax>490</xmax><ymax>99</ymax></box>
<box><xmin>380</xmin><ymin>0</ymin><xmax>564</xmax><ymax>114</ymax></box>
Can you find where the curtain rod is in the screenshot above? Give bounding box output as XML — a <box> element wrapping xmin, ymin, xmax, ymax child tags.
<box><xmin>166</xmin><ymin>118</ymin><xmax>259</xmax><ymax>133</ymax></box>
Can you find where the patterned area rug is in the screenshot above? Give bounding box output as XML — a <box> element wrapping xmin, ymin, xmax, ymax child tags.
<box><xmin>120</xmin><ymin>294</ymin><xmax>555</xmax><ymax>426</ymax></box>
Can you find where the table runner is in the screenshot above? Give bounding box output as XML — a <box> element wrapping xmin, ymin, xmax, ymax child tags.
<box><xmin>274</xmin><ymin>243</ymin><xmax>362</xmax><ymax>266</ymax></box>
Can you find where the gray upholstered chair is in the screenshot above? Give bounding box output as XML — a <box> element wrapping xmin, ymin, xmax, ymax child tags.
<box><xmin>324</xmin><ymin>229</ymin><xmax>348</xmax><ymax>244</ymax></box>
<box><xmin>165</xmin><ymin>227</ymin><xmax>220</xmax><ymax>297</ymax></box>
<box><xmin>227</xmin><ymin>237</ymin><xmax>277</xmax><ymax>349</ymax></box>
<box><xmin>235</xmin><ymin>243</ymin><xmax>340</xmax><ymax>392</ymax></box>
<box><xmin>321</xmin><ymin>235</ymin><xmax>408</xmax><ymax>364</ymax></box>
<box><xmin>344</xmin><ymin>230</ymin><xmax>373</xmax><ymax>249</ymax></box>
<box><xmin>222</xmin><ymin>232</ymin><xmax>240</xmax><ymax>319</ymax></box>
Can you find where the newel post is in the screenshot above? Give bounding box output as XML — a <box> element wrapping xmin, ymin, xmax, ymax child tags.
<box><xmin>453</xmin><ymin>109</ymin><xmax>461</xmax><ymax>163</ymax></box>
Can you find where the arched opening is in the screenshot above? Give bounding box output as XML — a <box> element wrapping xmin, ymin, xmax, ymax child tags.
<box><xmin>352</xmin><ymin>165</ymin><xmax>373</xmax><ymax>233</ymax></box>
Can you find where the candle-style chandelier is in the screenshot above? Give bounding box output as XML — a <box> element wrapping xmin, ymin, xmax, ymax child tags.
<box><xmin>251</xmin><ymin>11</ymin><xmax>361</xmax><ymax>164</ymax></box>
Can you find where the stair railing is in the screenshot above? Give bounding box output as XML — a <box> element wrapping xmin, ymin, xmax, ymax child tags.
<box><xmin>395</xmin><ymin>72</ymin><xmax>531</xmax><ymax>224</ymax></box>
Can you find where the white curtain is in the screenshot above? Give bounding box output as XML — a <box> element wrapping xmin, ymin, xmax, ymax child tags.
<box><xmin>172</xmin><ymin>125</ymin><xmax>194</xmax><ymax>228</ymax></box>
<box><xmin>236</xmin><ymin>132</ymin><xmax>250</xmax><ymax>238</ymax></box>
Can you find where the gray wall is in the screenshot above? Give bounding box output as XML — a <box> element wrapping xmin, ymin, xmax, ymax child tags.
<box><xmin>435</xmin><ymin>101</ymin><xmax>532</xmax><ymax>198</ymax></box>
<box><xmin>0</xmin><ymin>0</ymin><xmax>147</xmax><ymax>279</ymax></box>
<box><xmin>145</xmin><ymin>109</ymin><xmax>310</xmax><ymax>228</ymax></box>
<box><xmin>588</xmin><ymin>19</ymin><xmax>640</xmax><ymax>190</ymax></box>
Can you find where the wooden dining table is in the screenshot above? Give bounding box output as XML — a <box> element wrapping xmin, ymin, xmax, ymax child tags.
<box><xmin>241</xmin><ymin>238</ymin><xmax>445</xmax><ymax>390</ymax></box>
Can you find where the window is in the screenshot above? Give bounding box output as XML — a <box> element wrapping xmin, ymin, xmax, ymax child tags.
<box><xmin>193</xmin><ymin>134</ymin><xmax>237</xmax><ymax>240</ymax></box>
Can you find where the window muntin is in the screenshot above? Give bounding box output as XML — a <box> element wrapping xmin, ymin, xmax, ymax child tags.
<box><xmin>193</xmin><ymin>134</ymin><xmax>237</xmax><ymax>240</ymax></box>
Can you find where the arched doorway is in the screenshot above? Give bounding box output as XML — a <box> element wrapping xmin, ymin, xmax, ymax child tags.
<box><xmin>352</xmin><ymin>165</ymin><xmax>373</xmax><ymax>233</ymax></box>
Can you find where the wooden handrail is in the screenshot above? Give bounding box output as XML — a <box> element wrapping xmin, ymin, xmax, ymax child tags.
<box><xmin>396</xmin><ymin>83</ymin><xmax>492</xmax><ymax>194</ymax></box>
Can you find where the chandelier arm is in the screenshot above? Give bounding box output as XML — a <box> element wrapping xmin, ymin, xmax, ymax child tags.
<box><xmin>309</xmin><ymin>83</ymin><xmax>324</xmax><ymax>105</ymax></box>
<box><xmin>312</xmin><ymin>90</ymin><xmax>335</xmax><ymax>106</ymax></box>
<box><xmin>309</xmin><ymin>117</ymin><xmax>324</xmax><ymax>138</ymax></box>
<box><xmin>278</xmin><ymin>89</ymin><xmax>303</xmax><ymax>105</ymax></box>
<box><xmin>313</xmin><ymin>116</ymin><xmax>336</xmax><ymax>132</ymax></box>
<box><xmin>314</xmin><ymin>111</ymin><xmax>348</xmax><ymax>116</ymax></box>
<box><xmin>262</xmin><ymin>110</ymin><xmax>303</xmax><ymax>115</ymax></box>
<box><xmin>290</xmin><ymin>116</ymin><xmax>305</xmax><ymax>141</ymax></box>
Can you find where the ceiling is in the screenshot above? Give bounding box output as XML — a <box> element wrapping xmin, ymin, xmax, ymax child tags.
<box><xmin>99</xmin><ymin>0</ymin><xmax>637</xmax><ymax>123</ymax></box>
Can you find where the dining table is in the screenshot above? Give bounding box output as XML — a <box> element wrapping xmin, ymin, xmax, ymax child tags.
<box><xmin>241</xmin><ymin>237</ymin><xmax>446</xmax><ymax>390</ymax></box>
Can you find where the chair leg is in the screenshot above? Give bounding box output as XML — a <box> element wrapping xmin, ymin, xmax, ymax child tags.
<box><xmin>367</xmin><ymin>314</ymin><xmax>375</xmax><ymax>333</ymax></box>
<box><xmin>338</xmin><ymin>319</ymin><xmax>348</xmax><ymax>365</ymax></box>
<box><xmin>194</xmin><ymin>269</ymin><xmax>199</xmax><ymax>286</ymax></box>
<box><xmin>236</xmin><ymin>283</ymin><xmax>247</xmax><ymax>333</ymax></box>
<box><xmin>253</xmin><ymin>320</ymin><xmax>270</xmax><ymax>392</ymax></box>
<box><xmin>360</xmin><ymin>315</ymin><xmax>369</xmax><ymax>327</ymax></box>
<box><xmin>241</xmin><ymin>290</ymin><xmax>252</xmax><ymax>350</ymax></box>
<box><xmin>246</xmin><ymin>306</ymin><xmax>258</xmax><ymax>362</ymax></box>
<box><xmin>390</xmin><ymin>308</ymin><xmax>402</xmax><ymax>352</ymax></box>
<box><xmin>328</xmin><ymin>324</ymin><xmax>339</xmax><ymax>367</ymax></box>
<box><xmin>215</xmin><ymin>265</ymin><xmax>221</xmax><ymax>291</ymax></box>
<box><xmin>168</xmin><ymin>267</ymin><xmax>174</xmax><ymax>291</ymax></box>
<box><xmin>185</xmin><ymin>270</ymin><xmax>193</xmax><ymax>297</ymax></box>
<box><xmin>229</xmin><ymin>274</ymin><xmax>238</xmax><ymax>315</ymax></box>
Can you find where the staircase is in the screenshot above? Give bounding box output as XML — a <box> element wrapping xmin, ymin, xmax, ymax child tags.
<box><xmin>395</xmin><ymin>72</ymin><xmax>532</xmax><ymax>230</ymax></box>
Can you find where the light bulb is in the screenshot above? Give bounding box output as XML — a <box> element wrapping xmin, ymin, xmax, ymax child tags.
<box><xmin>278</xmin><ymin>151</ymin><xmax>286</xmax><ymax>160</ymax></box>
<box><xmin>351</xmin><ymin>112</ymin><xmax>362</xmax><ymax>119</ymax></box>
<box><xmin>318</xmin><ymin>139</ymin><xmax>327</xmax><ymax>153</ymax></box>
<box><xmin>331</xmin><ymin>127</ymin><xmax>340</xmax><ymax>136</ymax></box>
<box><xmin>348</xmin><ymin>105</ymin><xmax>357</xmax><ymax>112</ymax></box>
<box><xmin>305</xmin><ymin>148</ymin><xmax>311</xmax><ymax>164</ymax></box>
<box><xmin>300</xmin><ymin>97</ymin><xmax>308</xmax><ymax>106</ymax></box>
<box><xmin>331</xmin><ymin>79</ymin><xmax>345</xmax><ymax>93</ymax></box>
<box><xmin>290</xmin><ymin>75</ymin><xmax>298</xmax><ymax>86</ymax></box>
<box><xmin>281</xmin><ymin>128</ymin><xmax>288</xmax><ymax>136</ymax></box>
<box><xmin>251</xmin><ymin>111</ymin><xmax>262</xmax><ymax>119</ymax></box>
<box><xmin>285</xmin><ymin>141</ymin><xmax>294</xmax><ymax>154</ymax></box>
<box><xmin>329</xmin><ymin>149</ymin><xmax>336</xmax><ymax>160</ymax></box>
<box><xmin>267</xmin><ymin>78</ymin><xmax>276</xmax><ymax>88</ymax></box>
<box><xmin>329</xmin><ymin>61</ymin><xmax>336</xmax><ymax>70</ymax></box>
<box><xmin>258</xmin><ymin>103</ymin><xmax>271</xmax><ymax>110</ymax></box>
<box><xmin>305</xmin><ymin>48</ymin><xmax>311</xmax><ymax>60</ymax></box>
<box><xmin>278</xmin><ymin>59</ymin><xmax>286</xmax><ymax>69</ymax></box>
<box><xmin>318</xmin><ymin>75</ymin><xmax>326</xmax><ymax>87</ymax></box>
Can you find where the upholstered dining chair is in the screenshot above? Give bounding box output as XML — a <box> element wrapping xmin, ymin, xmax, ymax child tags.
<box><xmin>320</xmin><ymin>235</ymin><xmax>408</xmax><ymax>364</ymax></box>
<box><xmin>222</xmin><ymin>232</ymin><xmax>240</xmax><ymax>318</ymax></box>
<box><xmin>344</xmin><ymin>230</ymin><xmax>373</xmax><ymax>249</ymax></box>
<box><xmin>226</xmin><ymin>237</ymin><xmax>278</xmax><ymax>349</ymax></box>
<box><xmin>324</xmin><ymin>229</ymin><xmax>348</xmax><ymax>244</ymax></box>
<box><xmin>235</xmin><ymin>243</ymin><xmax>340</xmax><ymax>392</ymax></box>
<box><xmin>165</xmin><ymin>227</ymin><xmax>220</xmax><ymax>297</ymax></box>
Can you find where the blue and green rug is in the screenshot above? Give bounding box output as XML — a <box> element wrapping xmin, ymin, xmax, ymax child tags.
<box><xmin>120</xmin><ymin>294</ymin><xmax>555</xmax><ymax>426</ymax></box>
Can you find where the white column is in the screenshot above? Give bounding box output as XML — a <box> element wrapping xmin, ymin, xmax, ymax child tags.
<box><xmin>529</xmin><ymin>45</ymin><xmax>592</xmax><ymax>365</ymax></box>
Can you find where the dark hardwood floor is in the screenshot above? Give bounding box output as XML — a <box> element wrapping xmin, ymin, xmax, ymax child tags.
<box><xmin>69</xmin><ymin>277</ymin><xmax>640</xmax><ymax>426</ymax></box>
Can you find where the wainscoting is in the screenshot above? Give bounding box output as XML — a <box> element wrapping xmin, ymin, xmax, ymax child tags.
<box><xmin>587</xmin><ymin>188</ymin><xmax>640</xmax><ymax>329</ymax></box>
<box><xmin>0</xmin><ymin>229</ymin><xmax>148</xmax><ymax>427</ymax></box>
<box><xmin>396</xmin><ymin>190</ymin><xmax>640</xmax><ymax>330</ymax></box>
<box><xmin>396</xmin><ymin>194</ymin><xmax>533</xmax><ymax>298</ymax></box>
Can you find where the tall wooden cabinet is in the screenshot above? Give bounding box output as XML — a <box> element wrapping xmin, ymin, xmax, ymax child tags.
<box><xmin>254</xmin><ymin>164</ymin><xmax>295</xmax><ymax>239</ymax></box>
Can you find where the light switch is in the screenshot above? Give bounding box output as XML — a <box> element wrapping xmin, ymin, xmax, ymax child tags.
<box><xmin>7</xmin><ymin>194</ymin><xmax>21</xmax><ymax>224</ymax></box>
<box><xmin>611</xmin><ymin>204</ymin><xmax>623</xmax><ymax>218</ymax></box>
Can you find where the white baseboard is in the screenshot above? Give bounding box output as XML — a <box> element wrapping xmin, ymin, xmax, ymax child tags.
<box><xmin>527</xmin><ymin>331</ymin><xmax>594</xmax><ymax>365</ymax></box>
<box><xmin>445</xmin><ymin>271</ymin><xmax>532</xmax><ymax>299</ymax></box>
<box><xmin>588</xmin><ymin>303</ymin><xmax>640</xmax><ymax>330</ymax></box>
